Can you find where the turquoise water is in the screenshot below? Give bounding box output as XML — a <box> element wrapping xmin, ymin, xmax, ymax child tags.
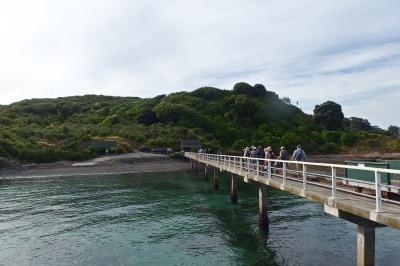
<box><xmin>0</xmin><ymin>171</ymin><xmax>399</xmax><ymax>266</ymax></box>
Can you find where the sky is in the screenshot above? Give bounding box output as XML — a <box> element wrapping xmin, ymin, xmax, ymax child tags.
<box><xmin>0</xmin><ymin>0</ymin><xmax>399</xmax><ymax>128</ymax></box>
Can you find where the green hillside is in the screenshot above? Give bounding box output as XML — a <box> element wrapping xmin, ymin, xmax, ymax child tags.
<box><xmin>0</xmin><ymin>82</ymin><xmax>399</xmax><ymax>163</ymax></box>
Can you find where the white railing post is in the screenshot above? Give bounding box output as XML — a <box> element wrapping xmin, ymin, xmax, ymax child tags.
<box><xmin>375</xmin><ymin>171</ymin><xmax>382</xmax><ymax>212</ymax></box>
<box><xmin>256</xmin><ymin>160</ymin><xmax>260</xmax><ymax>177</ymax></box>
<box><xmin>331</xmin><ymin>166</ymin><xmax>336</xmax><ymax>201</ymax></box>
<box><xmin>303</xmin><ymin>164</ymin><xmax>307</xmax><ymax>191</ymax></box>
<box><xmin>283</xmin><ymin>162</ymin><xmax>287</xmax><ymax>184</ymax></box>
<box><xmin>268</xmin><ymin>161</ymin><xmax>272</xmax><ymax>179</ymax></box>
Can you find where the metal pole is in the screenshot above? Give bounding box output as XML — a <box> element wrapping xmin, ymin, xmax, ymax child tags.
<box><xmin>283</xmin><ymin>162</ymin><xmax>287</xmax><ymax>184</ymax></box>
<box><xmin>332</xmin><ymin>166</ymin><xmax>336</xmax><ymax>201</ymax></box>
<box><xmin>234</xmin><ymin>157</ymin><xmax>237</xmax><ymax>171</ymax></box>
<box><xmin>268</xmin><ymin>161</ymin><xmax>272</xmax><ymax>179</ymax></box>
<box><xmin>303</xmin><ymin>164</ymin><xmax>307</xmax><ymax>191</ymax></box>
<box><xmin>375</xmin><ymin>171</ymin><xmax>382</xmax><ymax>212</ymax></box>
<box><xmin>247</xmin><ymin>157</ymin><xmax>250</xmax><ymax>175</ymax></box>
<box><xmin>256</xmin><ymin>160</ymin><xmax>260</xmax><ymax>177</ymax></box>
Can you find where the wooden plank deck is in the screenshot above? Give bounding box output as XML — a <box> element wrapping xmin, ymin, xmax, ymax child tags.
<box><xmin>198</xmin><ymin>158</ymin><xmax>400</xmax><ymax>230</ymax></box>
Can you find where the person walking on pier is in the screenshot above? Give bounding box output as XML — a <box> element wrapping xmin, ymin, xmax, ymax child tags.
<box><xmin>265</xmin><ymin>146</ymin><xmax>275</xmax><ymax>160</ymax></box>
<box><xmin>292</xmin><ymin>145</ymin><xmax>307</xmax><ymax>178</ymax></box>
<box><xmin>243</xmin><ymin>147</ymin><xmax>250</xmax><ymax>167</ymax></box>
<box><xmin>256</xmin><ymin>146</ymin><xmax>265</xmax><ymax>174</ymax></box>
<box><xmin>275</xmin><ymin>146</ymin><xmax>289</xmax><ymax>174</ymax></box>
<box><xmin>257</xmin><ymin>146</ymin><xmax>265</xmax><ymax>159</ymax></box>
<box><xmin>250</xmin><ymin>147</ymin><xmax>258</xmax><ymax>169</ymax></box>
<box><xmin>243</xmin><ymin>147</ymin><xmax>250</xmax><ymax>157</ymax></box>
<box><xmin>264</xmin><ymin>146</ymin><xmax>275</xmax><ymax>173</ymax></box>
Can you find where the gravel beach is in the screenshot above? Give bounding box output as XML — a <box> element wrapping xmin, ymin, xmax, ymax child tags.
<box><xmin>2</xmin><ymin>152</ymin><xmax>400</xmax><ymax>180</ymax></box>
<box><xmin>0</xmin><ymin>152</ymin><xmax>190</xmax><ymax>179</ymax></box>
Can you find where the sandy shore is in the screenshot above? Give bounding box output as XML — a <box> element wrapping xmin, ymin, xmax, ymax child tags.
<box><xmin>0</xmin><ymin>152</ymin><xmax>190</xmax><ymax>179</ymax></box>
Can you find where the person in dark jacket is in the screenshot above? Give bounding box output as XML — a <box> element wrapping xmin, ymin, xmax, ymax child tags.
<box><xmin>257</xmin><ymin>146</ymin><xmax>265</xmax><ymax>158</ymax></box>
<box><xmin>250</xmin><ymin>147</ymin><xmax>258</xmax><ymax>169</ymax></box>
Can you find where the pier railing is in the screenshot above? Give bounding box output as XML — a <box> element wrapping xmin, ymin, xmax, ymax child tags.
<box><xmin>185</xmin><ymin>152</ymin><xmax>400</xmax><ymax>212</ymax></box>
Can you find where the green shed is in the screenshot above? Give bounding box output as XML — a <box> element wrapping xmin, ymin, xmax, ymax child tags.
<box><xmin>344</xmin><ymin>160</ymin><xmax>390</xmax><ymax>185</ymax></box>
<box><xmin>377</xmin><ymin>160</ymin><xmax>400</xmax><ymax>181</ymax></box>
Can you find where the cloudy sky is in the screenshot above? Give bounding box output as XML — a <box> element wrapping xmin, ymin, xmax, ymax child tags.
<box><xmin>0</xmin><ymin>0</ymin><xmax>399</xmax><ymax>128</ymax></box>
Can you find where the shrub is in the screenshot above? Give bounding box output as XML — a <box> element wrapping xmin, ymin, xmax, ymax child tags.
<box><xmin>319</xmin><ymin>142</ymin><xmax>340</xmax><ymax>154</ymax></box>
<box><xmin>232</xmin><ymin>139</ymin><xmax>248</xmax><ymax>151</ymax></box>
<box><xmin>341</xmin><ymin>132</ymin><xmax>358</xmax><ymax>146</ymax></box>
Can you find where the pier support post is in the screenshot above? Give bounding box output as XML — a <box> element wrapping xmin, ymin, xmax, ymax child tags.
<box><xmin>191</xmin><ymin>160</ymin><xmax>195</xmax><ymax>171</ymax></box>
<box><xmin>213</xmin><ymin>169</ymin><xmax>219</xmax><ymax>190</ymax></box>
<box><xmin>324</xmin><ymin>205</ymin><xmax>383</xmax><ymax>266</ymax></box>
<box><xmin>230</xmin><ymin>175</ymin><xmax>238</xmax><ymax>204</ymax></box>
<box><xmin>204</xmin><ymin>165</ymin><xmax>209</xmax><ymax>181</ymax></box>
<box><xmin>259</xmin><ymin>186</ymin><xmax>269</xmax><ymax>230</ymax></box>
<box><xmin>357</xmin><ymin>225</ymin><xmax>375</xmax><ymax>266</ymax></box>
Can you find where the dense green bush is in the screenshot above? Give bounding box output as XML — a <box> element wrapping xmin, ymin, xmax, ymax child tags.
<box><xmin>341</xmin><ymin>132</ymin><xmax>359</xmax><ymax>146</ymax></box>
<box><xmin>319</xmin><ymin>142</ymin><xmax>340</xmax><ymax>154</ymax></box>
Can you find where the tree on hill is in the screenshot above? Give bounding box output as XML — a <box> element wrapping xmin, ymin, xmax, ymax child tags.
<box><xmin>313</xmin><ymin>101</ymin><xmax>344</xmax><ymax>130</ymax></box>
<box><xmin>282</xmin><ymin>97</ymin><xmax>291</xmax><ymax>105</ymax></box>
<box><xmin>348</xmin><ymin>117</ymin><xmax>372</xmax><ymax>131</ymax></box>
<box><xmin>388</xmin><ymin>125</ymin><xmax>400</xmax><ymax>137</ymax></box>
<box><xmin>232</xmin><ymin>82</ymin><xmax>267</xmax><ymax>97</ymax></box>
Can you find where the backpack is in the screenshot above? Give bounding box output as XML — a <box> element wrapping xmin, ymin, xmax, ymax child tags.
<box><xmin>294</xmin><ymin>150</ymin><xmax>302</xmax><ymax>161</ymax></box>
<box><xmin>285</xmin><ymin>151</ymin><xmax>289</xmax><ymax>160</ymax></box>
<box><xmin>281</xmin><ymin>150</ymin><xmax>289</xmax><ymax>160</ymax></box>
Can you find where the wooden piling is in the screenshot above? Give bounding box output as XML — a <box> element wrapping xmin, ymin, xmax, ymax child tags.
<box><xmin>230</xmin><ymin>175</ymin><xmax>238</xmax><ymax>204</ymax></box>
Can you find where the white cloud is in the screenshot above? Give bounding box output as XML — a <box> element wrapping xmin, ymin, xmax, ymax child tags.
<box><xmin>0</xmin><ymin>0</ymin><xmax>399</xmax><ymax>128</ymax></box>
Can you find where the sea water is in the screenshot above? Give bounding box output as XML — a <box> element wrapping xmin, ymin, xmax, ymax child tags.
<box><xmin>0</xmin><ymin>171</ymin><xmax>399</xmax><ymax>266</ymax></box>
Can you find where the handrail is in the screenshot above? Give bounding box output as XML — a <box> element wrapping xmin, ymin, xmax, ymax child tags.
<box><xmin>185</xmin><ymin>152</ymin><xmax>400</xmax><ymax>213</ymax></box>
<box><xmin>189</xmin><ymin>153</ymin><xmax>400</xmax><ymax>174</ymax></box>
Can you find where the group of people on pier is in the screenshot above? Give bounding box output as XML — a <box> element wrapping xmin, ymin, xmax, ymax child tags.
<box><xmin>242</xmin><ymin>145</ymin><xmax>307</xmax><ymax>174</ymax></box>
<box><xmin>243</xmin><ymin>145</ymin><xmax>307</xmax><ymax>162</ymax></box>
